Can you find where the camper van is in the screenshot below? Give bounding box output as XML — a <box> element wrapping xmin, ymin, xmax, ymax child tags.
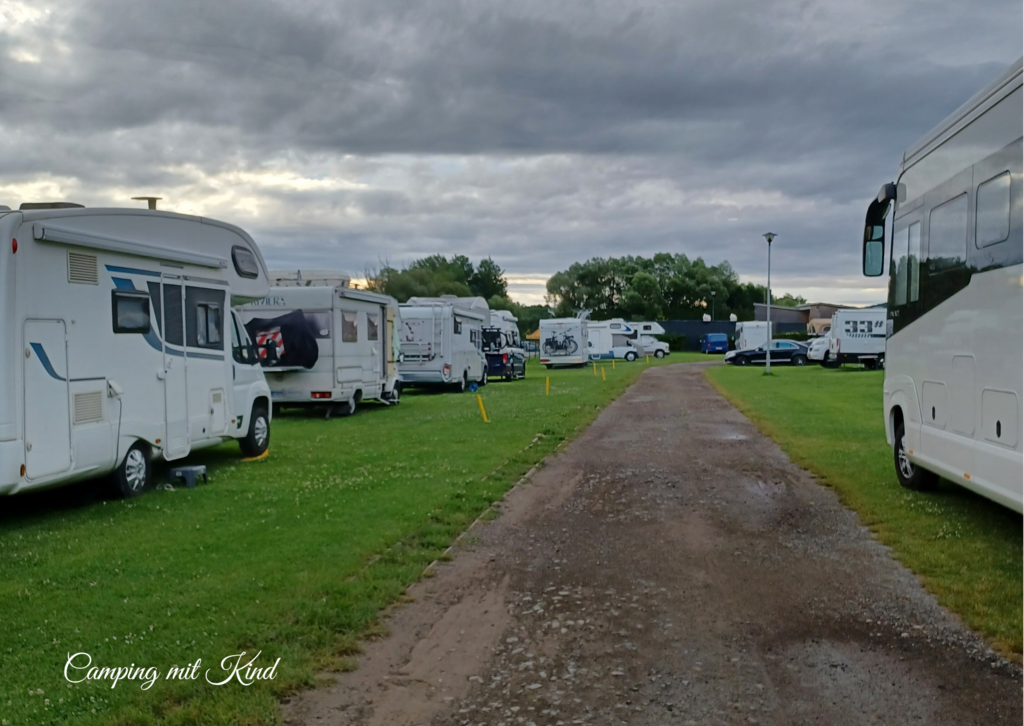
<box><xmin>735</xmin><ymin>321</ymin><xmax>770</xmax><ymax>351</ymax></box>
<box><xmin>0</xmin><ymin>206</ymin><xmax>273</xmax><ymax>498</ymax></box>
<box><xmin>824</xmin><ymin>307</ymin><xmax>887</xmax><ymax>369</ymax></box>
<box><xmin>587</xmin><ymin>319</ymin><xmax>638</xmax><ymax>361</ymax></box>
<box><xmin>540</xmin><ymin>315</ymin><xmax>589</xmax><ymax>368</ymax></box>
<box><xmin>861</xmin><ymin>58</ymin><xmax>1022</xmax><ymax>512</ymax></box>
<box><xmin>483</xmin><ymin>309</ymin><xmax>526</xmax><ymax>380</ymax></box>
<box><xmin>239</xmin><ymin>274</ymin><xmax>402</xmax><ymax>414</ymax></box>
<box><xmin>399</xmin><ymin>296</ymin><xmax>488</xmax><ymax>391</ymax></box>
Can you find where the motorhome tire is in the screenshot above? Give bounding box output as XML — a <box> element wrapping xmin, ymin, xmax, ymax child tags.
<box><xmin>893</xmin><ymin>423</ymin><xmax>937</xmax><ymax>492</ymax></box>
<box><xmin>625</xmin><ymin>351</ymin><xmax>637</xmax><ymax>362</ymax></box>
<box><xmin>479</xmin><ymin>370</ymin><xmax>488</xmax><ymax>387</ymax></box>
<box><xmin>240</xmin><ymin>405</ymin><xmax>270</xmax><ymax>457</ymax></box>
<box><xmin>110</xmin><ymin>442</ymin><xmax>150</xmax><ymax>498</ymax></box>
<box><xmin>654</xmin><ymin>350</ymin><xmax>665</xmax><ymax>359</ymax></box>
<box><xmin>792</xmin><ymin>355</ymin><xmax>807</xmax><ymax>366</ymax></box>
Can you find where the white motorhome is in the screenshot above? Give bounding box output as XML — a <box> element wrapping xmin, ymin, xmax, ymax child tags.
<box><xmin>628</xmin><ymin>321</ymin><xmax>670</xmax><ymax>358</ymax></box>
<box><xmin>861</xmin><ymin>57</ymin><xmax>1022</xmax><ymax>512</ymax></box>
<box><xmin>539</xmin><ymin>315</ymin><xmax>589</xmax><ymax>368</ymax></box>
<box><xmin>0</xmin><ymin>205</ymin><xmax>273</xmax><ymax>498</ymax></box>
<box><xmin>399</xmin><ymin>296</ymin><xmax>488</xmax><ymax>391</ymax></box>
<box><xmin>239</xmin><ymin>273</ymin><xmax>401</xmax><ymax>414</ymax></box>
<box><xmin>824</xmin><ymin>307</ymin><xmax>887</xmax><ymax>369</ymax></box>
<box><xmin>586</xmin><ymin>318</ymin><xmax>669</xmax><ymax>360</ymax></box>
<box><xmin>483</xmin><ymin>310</ymin><xmax>526</xmax><ymax>380</ymax></box>
<box><xmin>735</xmin><ymin>321</ymin><xmax>769</xmax><ymax>351</ymax></box>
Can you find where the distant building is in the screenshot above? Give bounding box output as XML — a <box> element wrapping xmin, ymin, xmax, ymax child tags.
<box><xmin>752</xmin><ymin>302</ymin><xmax>856</xmax><ymax>326</ymax></box>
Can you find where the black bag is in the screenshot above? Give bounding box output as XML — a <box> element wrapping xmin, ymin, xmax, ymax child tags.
<box><xmin>244</xmin><ymin>310</ymin><xmax>320</xmax><ymax>369</ymax></box>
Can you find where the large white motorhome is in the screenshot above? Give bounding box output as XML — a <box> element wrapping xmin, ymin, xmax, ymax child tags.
<box><xmin>627</xmin><ymin>321</ymin><xmax>670</xmax><ymax>358</ymax></box>
<box><xmin>238</xmin><ymin>273</ymin><xmax>402</xmax><ymax>415</ymax></box>
<box><xmin>824</xmin><ymin>307</ymin><xmax>887</xmax><ymax>369</ymax></box>
<box><xmin>861</xmin><ymin>58</ymin><xmax>1022</xmax><ymax>512</ymax></box>
<box><xmin>539</xmin><ymin>315</ymin><xmax>589</xmax><ymax>368</ymax></box>
<box><xmin>482</xmin><ymin>310</ymin><xmax>526</xmax><ymax>380</ymax></box>
<box><xmin>399</xmin><ymin>296</ymin><xmax>488</xmax><ymax>391</ymax></box>
<box><xmin>587</xmin><ymin>319</ymin><xmax>639</xmax><ymax>360</ymax></box>
<box><xmin>0</xmin><ymin>205</ymin><xmax>273</xmax><ymax>498</ymax></box>
<box><xmin>735</xmin><ymin>321</ymin><xmax>769</xmax><ymax>351</ymax></box>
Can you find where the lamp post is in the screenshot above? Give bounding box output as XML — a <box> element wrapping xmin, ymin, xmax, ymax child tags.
<box><xmin>762</xmin><ymin>233</ymin><xmax>776</xmax><ymax>374</ymax></box>
<box><xmin>711</xmin><ymin>290</ymin><xmax>716</xmax><ymax>321</ymax></box>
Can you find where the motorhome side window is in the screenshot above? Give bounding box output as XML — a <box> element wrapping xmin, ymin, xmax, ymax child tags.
<box><xmin>342</xmin><ymin>312</ymin><xmax>358</xmax><ymax>342</ymax></box>
<box><xmin>195</xmin><ymin>304</ymin><xmax>222</xmax><ymax>348</ymax></box>
<box><xmin>367</xmin><ymin>313</ymin><xmax>379</xmax><ymax>341</ymax></box>
<box><xmin>231</xmin><ymin>245</ymin><xmax>260</xmax><ymax>279</ymax></box>
<box><xmin>230</xmin><ymin>313</ymin><xmax>256</xmax><ymax>364</ymax></box>
<box><xmin>927</xmin><ymin>193</ymin><xmax>968</xmax><ymax>272</ymax></box>
<box><xmin>111</xmin><ymin>291</ymin><xmax>151</xmax><ymax>334</ymax></box>
<box><xmin>185</xmin><ymin>287</ymin><xmax>226</xmax><ymax>349</ymax></box>
<box><xmin>454</xmin><ymin>319</ymin><xmax>462</xmax><ymax>334</ymax></box>
<box><xmin>976</xmin><ymin>171</ymin><xmax>1011</xmax><ymax>248</ymax></box>
<box><xmin>891</xmin><ymin>222</ymin><xmax>921</xmax><ymax>305</ymax></box>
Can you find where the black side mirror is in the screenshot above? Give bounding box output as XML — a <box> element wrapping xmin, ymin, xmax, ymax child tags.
<box><xmin>863</xmin><ymin>182</ymin><xmax>895</xmax><ymax>277</ymax></box>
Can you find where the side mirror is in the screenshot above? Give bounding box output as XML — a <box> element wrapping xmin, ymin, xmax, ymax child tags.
<box><xmin>863</xmin><ymin>182</ymin><xmax>895</xmax><ymax>277</ymax></box>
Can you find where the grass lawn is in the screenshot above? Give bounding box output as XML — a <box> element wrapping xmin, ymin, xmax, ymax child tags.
<box><xmin>706</xmin><ymin>364</ymin><xmax>1022</xmax><ymax>660</ymax></box>
<box><xmin>0</xmin><ymin>354</ymin><xmax>695</xmax><ymax>726</ymax></box>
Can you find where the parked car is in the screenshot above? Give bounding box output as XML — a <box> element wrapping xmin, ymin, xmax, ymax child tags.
<box><xmin>806</xmin><ymin>335</ymin><xmax>830</xmax><ymax>363</ymax></box>
<box><xmin>724</xmin><ymin>340</ymin><xmax>809</xmax><ymax>366</ymax></box>
<box><xmin>700</xmin><ymin>333</ymin><xmax>729</xmax><ymax>354</ymax></box>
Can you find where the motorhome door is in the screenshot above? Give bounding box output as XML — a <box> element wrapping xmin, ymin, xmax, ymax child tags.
<box><xmin>385</xmin><ymin>305</ymin><xmax>396</xmax><ymax>378</ymax></box>
<box><xmin>160</xmin><ymin>275</ymin><xmax>190</xmax><ymax>460</ymax></box>
<box><xmin>23</xmin><ymin>319</ymin><xmax>73</xmax><ymax>479</ymax></box>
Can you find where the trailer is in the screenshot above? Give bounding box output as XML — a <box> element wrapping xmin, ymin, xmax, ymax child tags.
<box><xmin>399</xmin><ymin>296</ymin><xmax>488</xmax><ymax>391</ymax></box>
<box><xmin>539</xmin><ymin>315</ymin><xmax>589</xmax><ymax>368</ymax></box>
<box><xmin>238</xmin><ymin>274</ymin><xmax>402</xmax><ymax>415</ymax></box>
<box><xmin>0</xmin><ymin>205</ymin><xmax>273</xmax><ymax>498</ymax></box>
<box><xmin>483</xmin><ymin>309</ymin><xmax>526</xmax><ymax>380</ymax></box>
<box><xmin>824</xmin><ymin>307</ymin><xmax>887</xmax><ymax>369</ymax></box>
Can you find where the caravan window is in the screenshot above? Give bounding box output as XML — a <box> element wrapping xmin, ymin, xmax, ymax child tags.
<box><xmin>195</xmin><ymin>304</ymin><xmax>222</xmax><ymax>348</ymax></box>
<box><xmin>231</xmin><ymin>246</ymin><xmax>260</xmax><ymax>279</ymax></box>
<box><xmin>454</xmin><ymin>318</ymin><xmax>463</xmax><ymax>335</ymax></box>
<box><xmin>342</xmin><ymin>312</ymin><xmax>358</xmax><ymax>342</ymax></box>
<box><xmin>927</xmin><ymin>193</ymin><xmax>968</xmax><ymax>272</ymax></box>
<box><xmin>367</xmin><ymin>313</ymin><xmax>379</xmax><ymax>341</ymax></box>
<box><xmin>111</xmin><ymin>291</ymin><xmax>151</xmax><ymax>334</ymax></box>
<box><xmin>976</xmin><ymin>172</ymin><xmax>1011</xmax><ymax>248</ymax></box>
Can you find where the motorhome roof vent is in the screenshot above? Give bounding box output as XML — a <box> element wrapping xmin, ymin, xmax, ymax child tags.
<box><xmin>19</xmin><ymin>202</ymin><xmax>85</xmax><ymax>210</ymax></box>
<box><xmin>73</xmin><ymin>391</ymin><xmax>103</xmax><ymax>425</ymax></box>
<box><xmin>68</xmin><ymin>251</ymin><xmax>99</xmax><ymax>285</ymax></box>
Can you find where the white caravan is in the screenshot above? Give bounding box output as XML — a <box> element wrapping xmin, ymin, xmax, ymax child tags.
<box><xmin>0</xmin><ymin>205</ymin><xmax>273</xmax><ymax>498</ymax></box>
<box><xmin>399</xmin><ymin>296</ymin><xmax>488</xmax><ymax>391</ymax></box>
<box><xmin>824</xmin><ymin>307</ymin><xmax>887</xmax><ymax>369</ymax></box>
<box><xmin>239</xmin><ymin>273</ymin><xmax>402</xmax><ymax>414</ymax></box>
<box><xmin>861</xmin><ymin>57</ymin><xmax>1022</xmax><ymax>512</ymax></box>
<box><xmin>735</xmin><ymin>321</ymin><xmax>769</xmax><ymax>351</ymax></box>
<box><xmin>540</xmin><ymin>315</ymin><xmax>589</xmax><ymax>368</ymax></box>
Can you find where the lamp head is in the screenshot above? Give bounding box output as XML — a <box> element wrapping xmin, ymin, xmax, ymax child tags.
<box><xmin>762</xmin><ymin>232</ymin><xmax>776</xmax><ymax>244</ymax></box>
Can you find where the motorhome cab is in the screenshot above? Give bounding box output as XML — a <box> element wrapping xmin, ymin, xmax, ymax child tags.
<box><xmin>824</xmin><ymin>307</ymin><xmax>887</xmax><ymax>369</ymax></box>
<box><xmin>540</xmin><ymin>315</ymin><xmax>589</xmax><ymax>368</ymax></box>
<box><xmin>862</xmin><ymin>58</ymin><xmax>1022</xmax><ymax>512</ymax></box>
<box><xmin>238</xmin><ymin>272</ymin><xmax>402</xmax><ymax>415</ymax></box>
<box><xmin>399</xmin><ymin>296</ymin><xmax>488</xmax><ymax>391</ymax></box>
<box><xmin>0</xmin><ymin>205</ymin><xmax>273</xmax><ymax>498</ymax></box>
<box><xmin>483</xmin><ymin>310</ymin><xmax>526</xmax><ymax>381</ymax></box>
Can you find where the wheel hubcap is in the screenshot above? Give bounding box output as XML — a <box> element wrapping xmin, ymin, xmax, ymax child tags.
<box><xmin>898</xmin><ymin>437</ymin><xmax>915</xmax><ymax>479</ymax></box>
<box><xmin>125</xmin><ymin>449</ymin><xmax>147</xmax><ymax>491</ymax></box>
<box><xmin>254</xmin><ymin>416</ymin><xmax>268</xmax><ymax>447</ymax></box>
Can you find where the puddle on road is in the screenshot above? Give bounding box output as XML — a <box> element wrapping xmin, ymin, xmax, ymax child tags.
<box><xmin>722</xmin><ymin>433</ymin><xmax>748</xmax><ymax>440</ymax></box>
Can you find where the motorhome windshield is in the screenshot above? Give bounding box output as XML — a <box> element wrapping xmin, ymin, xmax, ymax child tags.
<box><xmin>482</xmin><ymin>328</ymin><xmax>503</xmax><ymax>352</ymax></box>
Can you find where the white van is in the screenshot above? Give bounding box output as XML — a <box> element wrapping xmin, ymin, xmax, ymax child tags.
<box><xmin>825</xmin><ymin>307</ymin><xmax>887</xmax><ymax>369</ymax></box>
<box><xmin>540</xmin><ymin>316</ymin><xmax>589</xmax><ymax>368</ymax></box>
<box><xmin>0</xmin><ymin>205</ymin><xmax>273</xmax><ymax>498</ymax></box>
<box><xmin>483</xmin><ymin>310</ymin><xmax>527</xmax><ymax>380</ymax></box>
<box><xmin>239</xmin><ymin>274</ymin><xmax>402</xmax><ymax>414</ymax></box>
<box><xmin>399</xmin><ymin>296</ymin><xmax>488</xmax><ymax>391</ymax></box>
<box><xmin>735</xmin><ymin>321</ymin><xmax>769</xmax><ymax>351</ymax></box>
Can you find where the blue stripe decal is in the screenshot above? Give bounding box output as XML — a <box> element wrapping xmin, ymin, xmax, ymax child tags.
<box><xmin>29</xmin><ymin>343</ymin><xmax>66</xmax><ymax>381</ymax></box>
<box><xmin>106</xmin><ymin>265</ymin><xmax>161</xmax><ymax>277</ymax></box>
<box><xmin>111</xmin><ymin>277</ymin><xmax>135</xmax><ymax>290</ymax></box>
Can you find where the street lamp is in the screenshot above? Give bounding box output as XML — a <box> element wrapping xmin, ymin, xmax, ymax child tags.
<box><xmin>762</xmin><ymin>233</ymin><xmax>776</xmax><ymax>374</ymax></box>
<box><xmin>711</xmin><ymin>290</ymin><xmax>716</xmax><ymax>321</ymax></box>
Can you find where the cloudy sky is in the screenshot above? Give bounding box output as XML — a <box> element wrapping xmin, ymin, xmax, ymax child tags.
<box><xmin>1</xmin><ymin>0</ymin><xmax>1020</xmax><ymax>304</ymax></box>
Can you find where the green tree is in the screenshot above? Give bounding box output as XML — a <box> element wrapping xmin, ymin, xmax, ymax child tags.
<box><xmin>470</xmin><ymin>257</ymin><xmax>508</xmax><ymax>300</ymax></box>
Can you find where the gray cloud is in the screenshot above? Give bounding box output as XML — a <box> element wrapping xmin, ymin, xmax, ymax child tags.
<box><xmin>0</xmin><ymin>0</ymin><xmax>1020</xmax><ymax>303</ymax></box>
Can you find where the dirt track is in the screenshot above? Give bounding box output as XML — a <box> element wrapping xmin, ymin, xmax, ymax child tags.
<box><xmin>282</xmin><ymin>363</ymin><xmax>1021</xmax><ymax>726</ymax></box>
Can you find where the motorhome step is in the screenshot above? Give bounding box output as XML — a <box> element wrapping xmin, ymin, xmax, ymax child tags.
<box><xmin>169</xmin><ymin>465</ymin><xmax>208</xmax><ymax>489</ymax></box>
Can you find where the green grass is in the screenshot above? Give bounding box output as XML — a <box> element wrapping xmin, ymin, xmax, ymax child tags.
<box><xmin>0</xmin><ymin>355</ymin><xmax>693</xmax><ymax>726</ymax></box>
<box><xmin>706</xmin><ymin>364</ymin><xmax>1022</xmax><ymax>660</ymax></box>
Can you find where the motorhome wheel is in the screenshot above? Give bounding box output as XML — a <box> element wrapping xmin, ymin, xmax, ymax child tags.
<box><xmin>893</xmin><ymin>423</ymin><xmax>937</xmax><ymax>492</ymax></box>
<box><xmin>110</xmin><ymin>442</ymin><xmax>149</xmax><ymax>498</ymax></box>
<box><xmin>654</xmin><ymin>350</ymin><xmax>665</xmax><ymax>359</ymax></box>
<box><xmin>240</xmin><ymin>405</ymin><xmax>270</xmax><ymax>457</ymax></box>
<box><xmin>625</xmin><ymin>351</ymin><xmax>637</xmax><ymax>362</ymax></box>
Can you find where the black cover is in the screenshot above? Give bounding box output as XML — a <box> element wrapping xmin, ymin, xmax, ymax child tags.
<box><xmin>244</xmin><ymin>310</ymin><xmax>320</xmax><ymax>369</ymax></box>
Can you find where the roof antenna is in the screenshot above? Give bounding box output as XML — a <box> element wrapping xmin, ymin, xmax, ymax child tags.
<box><xmin>132</xmin><ymin>196</ymin><xmax>162</xmax><ymax>210</ymax></box>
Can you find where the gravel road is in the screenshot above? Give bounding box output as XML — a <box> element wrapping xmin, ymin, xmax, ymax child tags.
<box><xmin>282</xmin><ymin>363</ymin><xmax>1021</xmax><ymax>726</ymax></box>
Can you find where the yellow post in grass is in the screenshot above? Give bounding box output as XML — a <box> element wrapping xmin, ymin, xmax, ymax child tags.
<box><xmin>612</xmin><ymin>359</ymin><xmax>616</xmax><ymax>370</ymax></box>
<box><xmin>601</xmin><ymin>367</ymin><xmax>606</xmax><ymax>381</ymax></box>
<box><xmin>593</xmin><ymin>362</ymin><xmax>597</xmax><ymax>375</ymax></box>
<box><xmin>476</xmin><ymin>394</ymin><xmax>489</xmax><ymax>423</ymax></box>
<box><xmin>646</xmin><ymin>355</ymin><xmax>650</xmax><ymax>364</ymax></box>
<box><xmin>545</xmin><ymin>376</ymin><xmax>550</xmax><ymax>396</ymax></box>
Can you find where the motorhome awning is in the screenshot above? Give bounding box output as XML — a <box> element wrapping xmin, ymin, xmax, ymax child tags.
<box><xmin>33</xmin><ymin>223</ymin><xmax>227</xmax><ymax>269</ymax></box>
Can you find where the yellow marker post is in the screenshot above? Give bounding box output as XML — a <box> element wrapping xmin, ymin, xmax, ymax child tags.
<box><xmin>593</xmin><ymin>362</ymin><xmax>597</xmax><ymax>375</ymax></box>
<box><xmin>601</xmin><ymin>367</ymin><xmax>606</xmax><ymax>381</ymax></box>
<box><xmin>476</xmin><ymin>394</ymin><xmax>490</xmax><ymax>423</ymax></box>
<box><xmin>646</xmin><ymin>355</ymin><xmax>650</xmax><ymax>364</ymax></box>
<box><xmin>612</xmin><ymin>359</ymin><xmax>616</xmax><ymax>370</ymax></box>
<box><xmin>545</xmin><ymin>377</ymin><xmax>550</xmax><ymax>396</ymax></box>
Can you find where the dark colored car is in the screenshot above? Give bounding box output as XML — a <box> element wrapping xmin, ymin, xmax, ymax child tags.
<box><xmin>724</xmin><ymin>340</ymin><xmax>809</xmax><ymax>366</ymax></box>
<box><xmin>483</xmin><ymin>328</ymin><xmax>527</xmax><ymax>381</ymax></box>
<box><xmin>700</xmin><ymin>333</ymin><xmax>729</xmax><ymax>354</ymax></box>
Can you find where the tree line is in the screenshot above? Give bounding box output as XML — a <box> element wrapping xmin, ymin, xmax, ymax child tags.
<box><xmin>365</xmin><ymin>253</ymin><xmax>806</xmax><ymax>335</ymax></box>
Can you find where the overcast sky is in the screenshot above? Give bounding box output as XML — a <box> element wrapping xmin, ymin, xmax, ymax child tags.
<box><xmin>1</xmin><ymin>0</ymin><xmax>1020</xmax><ymax>305</ymax></box>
